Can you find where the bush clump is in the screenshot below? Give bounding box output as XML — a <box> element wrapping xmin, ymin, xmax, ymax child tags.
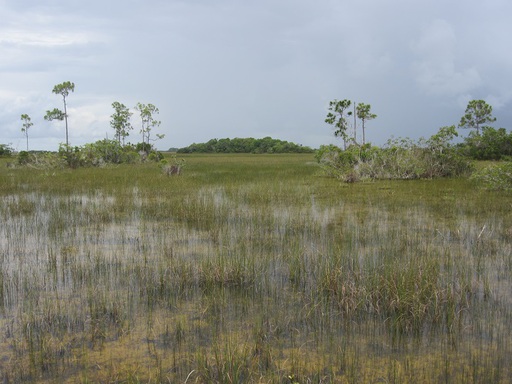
<box><xmin>160</xmin><ymin>154</ymin><xmax>186</xmax><ymax>176</ymax></box>
<box><xmin>0</xmin><ymin>144</ymin><xmax>14</xmax><ymax>157</ymax></box>
<box><xmin>460</xmin><ymin>127</ymin><xmax>512</xmax><ymax>160</ymax></box>
<box><xmin>316</xmin><ymin>126</ymin><xmax>473</xmax><ymax>182</ymax></box>
<box><xmin>16</xmin><ymin>140</ymin><xmax>164</xmax><ymax>169</ymax></box>
<box><xmin>471</xmin><ymin>162</ymin><xmax>512</xmax><ymax>191</ymax></box>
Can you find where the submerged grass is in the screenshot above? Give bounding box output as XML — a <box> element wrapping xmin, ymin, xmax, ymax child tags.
<box><xmin>0</xmin><ymin>154</ymin><xmax>512</xmax><ymax>382</ymax></box>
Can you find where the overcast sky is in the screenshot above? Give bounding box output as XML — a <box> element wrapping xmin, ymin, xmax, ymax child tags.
<box><xmin>1</xmin><ymin>0</ymin><xmax>511</xmax><ymax>151</ymax></box>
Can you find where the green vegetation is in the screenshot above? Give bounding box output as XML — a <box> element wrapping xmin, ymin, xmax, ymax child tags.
<box><xmin>459</xmin><ymin>127</ymin><xmax>512</xmax><ymax>160</ymax></box>
<box><xmin>6</xmin><ymin>82</ymin><xmax>168</xmax><ymax>170</ymax></box>
<box><xmin>325</xmin><ymin>99</ymin><xmax>355</xmax><ymax>150</ymax></box>
<box><xmin>320</xmin><ymin>98</ymin><xmax>511</xmax><ymax>187</ymax></box>
<box><xmin>0</xmin><ymin>143</ymin><xmax>13</xmax><ymax>157</ymax></box>
<box><xmin>471</xmin><ymin>161</ymin><xmax>512</xmax><ymax>190</ymax></box>
<box><xmin>12</xmin><ymin>140</ymin><xmax>164</xmax><ymax>169</ymax></box>
<box><xmin>177</xmin><ymin>137</ymin><xmax>314</xmax><ymax>154</ymax></box>
<box><xmin>458</xmin><ymin>99</ymin><xmax>496</xmax><ymax>136</ymax></box>
<box><xmin>316</xmin><ymin>126</ymin><xmax>473</xmax><ymax>182</ymax></box>
<box><xmin>110</xmin><ymin>101</ymin><xmax>133</xmax><ymax>145</ymax></box>
<box><xmin>0</xmin><ymin>153</ymin><xmax>511</xmax><ymax>382</ymax></box>
<box><xmin>44</xmin><ymin>81</ymin><xmax>75</xmax><ymax>146</ymax></box>
<box><xmin>324</xmin><ymin>99</ymin><xmax>377</xmax><ymax>148</ymax></box>
<box><xmin>15</xmin><ymin>81</ymin><xmax>165</xmax><ymax>163</ymax></box>
<box><xmin>20</xmin><ymin>113</ymin><xmax>33</xmax><ymax>152</ymax></box>
<box><xmin>356</xmin><ymin>102</ymin><xmax>377</xmax><ymax>145</ymax></box>
<box><xmin>135</xmin><ymin>102</ymin><xmax>163</xmax><ymax>148</ymax></box>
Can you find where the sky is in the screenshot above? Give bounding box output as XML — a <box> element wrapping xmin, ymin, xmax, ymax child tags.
<box><xmin>1</xmin><ymin>0</ymin><xmax>512</xmax><ymax>151</ymax></box>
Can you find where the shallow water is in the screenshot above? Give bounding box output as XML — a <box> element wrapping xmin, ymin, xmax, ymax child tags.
<box><xmin>0</xmin><ymin>182</ymin><xmax>511</xmax><ymax>382</ymax></box>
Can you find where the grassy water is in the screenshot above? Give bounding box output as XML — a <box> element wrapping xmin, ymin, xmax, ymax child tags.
<box><xmin>0</xmin><ymin>153</ymin><xmax>511</xmax><ymax>383</ymax></box>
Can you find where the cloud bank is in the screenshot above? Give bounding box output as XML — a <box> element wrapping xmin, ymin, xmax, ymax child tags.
<box><xmin>1</xmin><ymin>0</ymin><xmax>511</xmax><ymax>151</ymax></box>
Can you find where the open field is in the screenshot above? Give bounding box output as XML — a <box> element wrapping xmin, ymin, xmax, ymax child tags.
<box><xmin>0</xmin><ymin>153</ymin><xmax>511</xmax><ymax>383</ymax></box>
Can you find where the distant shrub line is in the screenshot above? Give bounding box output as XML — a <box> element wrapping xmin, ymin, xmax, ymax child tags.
<box><xmin>176</xmin><ymin>137</ymin><xmax>314</xmax><ymax>154</ymax></box>
<box><xmin>14</xmin><ymin>140</ymin><xmax>163</xmax><ymax>169</ymax></box>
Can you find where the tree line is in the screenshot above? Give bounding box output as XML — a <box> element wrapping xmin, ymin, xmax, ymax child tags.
<box><xmin>177</xmin><ymin>137</ymin><xmax>314</xmax><ymax>154</ymax></box>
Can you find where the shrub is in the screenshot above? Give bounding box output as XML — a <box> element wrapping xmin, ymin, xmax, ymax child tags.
<box><xmin>14</xmin><ymin>140</ymin><xmax>165</xmax><ymax>170</ymax></box>
<box><xmin>82</xmin><ymin>139</ymin><xmax>125</xmax><ymax>165</ymax></box>
<box><xmin>317</xmin><ymin>127</ymin><xmax>473</xmax><ymax>182</ymax></box>
<box><xmin>160</xmin><ymin>155</ymin><xmax>186</xmax><ymax>176</ymax></box>
<box><xmin>17</xmin><ymin>151</ymin><xmax>30</xmax><ymax>165</ymax></box>
<box><xmin>148</xmin><ymin>151</ymin><xmax>163</xmax><ymax>162</ymax></box>
<box><xmin>462</xmin><ymin>127</ymin><xmax>512</xmax><ymax>160</ymax></box>
<box><xmin>315</xmin><ymin>144</ymin><xmax>346</xmax><ymax>178</ymax></box>
<box><xmin>58</xmin><ymin>144</ymin><xmax>83</xmax><ymax>169</ymax></box>
<box><xmin>0</xmin><ymin>144</ymin><xmax>13</xmax><ymax>157</ymax></box>
<box><xmin>471</xmin><ymin>162</ymin><xmax>512</xmax><ymax>190</ymax></box>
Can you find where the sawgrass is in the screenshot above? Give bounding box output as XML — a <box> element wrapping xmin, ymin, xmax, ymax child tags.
<box><xmin>0</xmin><ymin>154</ymin><xmax>511</xmax><ymax>382</ymax></box>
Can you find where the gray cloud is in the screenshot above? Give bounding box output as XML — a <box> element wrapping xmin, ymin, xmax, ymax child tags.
<box><xmin>1</xmin><ymin>0</ymin><xmax>511</xmax><ymax>151</ymax></box>
<box><xmin>412</xmin><ymin>19</ymin><xmax>481</xmax><ymax>96</ymax></box>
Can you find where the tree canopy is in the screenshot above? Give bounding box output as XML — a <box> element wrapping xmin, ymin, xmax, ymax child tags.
<box><xmin>458</xmin><ymin>99</ymin><xmax>496</xmax><ymax>136</ymax></box>
<box><xmin>44</xmin><ymin>81</ymin><xmax>75</xmax><ymax>146</ymax></box>
<box><xmin>325</xmin><ymin>99</ymin><xmax>352</xmax><ymax>149</ymax></box>
<box><xmin>110</xmin><ymin>102</ymin><xmax>133</xmax><ymax>145</ymax></box>
<box><xmin>20</xmin><ymin>114</ymin><xmax>33</xmax><ymax>151</ymax></box>
<box><xmin>356</xmin><ymin>103</ymin><xmax>377</xmax><ymax>145</ymax></box>
<box><xmin>176</xmin><ymin>137</ymin><xmax>314</xmax><ymax>154</ymax></box>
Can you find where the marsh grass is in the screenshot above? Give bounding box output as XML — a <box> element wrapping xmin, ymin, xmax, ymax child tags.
<box><xmin>0</xmin><ymin>154</ymin><xmax>512</xmax><ymax>382</ymax></box>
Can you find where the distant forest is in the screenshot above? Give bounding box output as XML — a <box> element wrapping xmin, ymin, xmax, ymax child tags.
<box><xmin>175</xmin><ymin>137</ymin><xmax>314</xmax><ymax>154</ymax></box>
